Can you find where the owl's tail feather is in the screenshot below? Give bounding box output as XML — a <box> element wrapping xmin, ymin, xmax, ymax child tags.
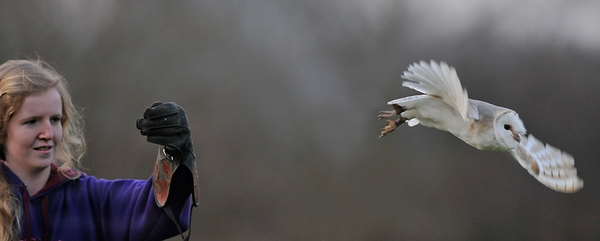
<box><xmin>387</xmin><ymin>95</ymin><xmax>432</xmax><ymax>108</ymax></box>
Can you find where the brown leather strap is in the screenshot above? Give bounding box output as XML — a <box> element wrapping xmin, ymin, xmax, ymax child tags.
<box><xmin>152</xmin><ymin>147</ymin><xmax>178</xmax><ymax>207</ymax></box>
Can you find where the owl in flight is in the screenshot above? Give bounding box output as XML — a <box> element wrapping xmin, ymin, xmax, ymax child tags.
<box><xmin>378</xmin><ymin>61</ymin><xmax>583</xmax><ymax>193</ymax></box>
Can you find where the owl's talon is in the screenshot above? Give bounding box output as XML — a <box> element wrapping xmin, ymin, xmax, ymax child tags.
<box><xmin>378</xmin><ymin>110</ymin><xmax>395</xmax><ymax>120</ymax></box>
<box><xmin>379</xmin><ymin>118</ymin><xmax>404</xmax><ymax>138</ymax></box>
<box><xmin>377</xmin><ymin>104</ymin><xmax>405</xmax><ymax>120</ymax></box>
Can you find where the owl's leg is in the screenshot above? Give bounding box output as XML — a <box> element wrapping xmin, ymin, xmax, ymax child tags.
<box><xmin>378</xmin><ymin>104</ymin><xmax>407</xmax><ymax>138</ymax></box>
<box><xmin>377</xmin><ymin>104</ymin><xmax>405</xmax><ymax>119</ymax></box>
<box><xmin>379</xmin><ymin>117</ymin><xmax>406</xmax><ymax>138</ymax></box>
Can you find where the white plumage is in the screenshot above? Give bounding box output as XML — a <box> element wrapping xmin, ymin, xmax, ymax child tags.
<box><xmin>378</xmin><ymin>60</ymin><xmax>583</xmax><ymax>193</ymax></box>
<box><xmin>511</xmin><ymin>135</ymin><xmax>582</xmax><ymax>193</ymax></box>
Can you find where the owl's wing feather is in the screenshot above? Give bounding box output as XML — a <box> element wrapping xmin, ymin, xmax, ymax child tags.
<box><xmin>401</xmin><ymin>61</ymin><xmax>472</xmax><ymax>121</ymax></box>
<box><xmin>510</xmin><ymin>134</ymin><xmax>583</xmax><ymax>193</ymax></box>
<box><xmin>387</xmin><ymin>94</ymin><xmax>433</xmax><ymax>107</ymax></box>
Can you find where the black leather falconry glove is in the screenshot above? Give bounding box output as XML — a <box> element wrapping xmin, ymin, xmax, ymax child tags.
<box><xmin>136</xmin><ymin>102</ymin><xmax>199</xmax><ymax>207</ymax></box>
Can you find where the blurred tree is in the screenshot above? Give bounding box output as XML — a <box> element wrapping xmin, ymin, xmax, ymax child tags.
<box><xmin>0</xmin><ymin>0</ymin><xmax>598</xmax><ymax>240</ymax></box>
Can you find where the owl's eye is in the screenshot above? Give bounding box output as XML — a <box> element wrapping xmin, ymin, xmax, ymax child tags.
<box><xmin>504</xmin><ymin>124</ymin><xmax>511</xmax><ymax>130</ymax></box>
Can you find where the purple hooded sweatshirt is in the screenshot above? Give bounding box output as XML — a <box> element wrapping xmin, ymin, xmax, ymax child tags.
<box><xmin>1</xmin><ymin>163</ymin><xmax>192</xmax><ymax>241</ymax></box>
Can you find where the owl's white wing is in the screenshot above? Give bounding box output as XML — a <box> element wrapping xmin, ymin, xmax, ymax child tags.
<box><xmin>510</xmin><ymin>134</ymin><xmax>583</xmax><ymax>193</ymax></box>
<box><xmin>401</xmin><ymin>61</ymin><xmax>477</xmax><ymax>121</ymax></box>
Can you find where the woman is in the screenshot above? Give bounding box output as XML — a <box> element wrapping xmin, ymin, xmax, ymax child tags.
<box><xmin>0</xmin><ymin>59</ymin><xmax>198</xmax><ymax>241</ymax></box>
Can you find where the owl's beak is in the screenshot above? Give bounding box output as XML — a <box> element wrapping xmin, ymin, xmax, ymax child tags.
<box><xmin>513</xmin><ymin>133</ymin><xmax>521</xmax><ymax>143</ymax></box>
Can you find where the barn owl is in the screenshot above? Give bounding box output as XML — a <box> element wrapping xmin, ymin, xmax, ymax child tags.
<box><xmin>378</xmin><ymin>60</ymin><xmax>583</xmax><ymax>193</ymax></box>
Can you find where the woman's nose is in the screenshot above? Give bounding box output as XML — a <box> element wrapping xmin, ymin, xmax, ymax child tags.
<box><xmin>38</xmin><ymin>120</ymin><xmax>54</xmax><ymax>140</ymax></box>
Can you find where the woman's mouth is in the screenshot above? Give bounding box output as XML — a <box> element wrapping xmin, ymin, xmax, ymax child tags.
<box><xmin>34</xmin><ymin>146</ymin><xmax>52</xmax><ymax>151</ymax></box>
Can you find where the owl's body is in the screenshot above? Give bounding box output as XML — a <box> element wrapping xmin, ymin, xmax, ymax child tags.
<box><xmin>391</xmin><ymin>95</ymin><xmax>518</xmax><ymax>151</ymax></box>
<box><xmin>379</xmin><ymin>61</ymin><xmax>583</xmax><ymax>193</ymax></box>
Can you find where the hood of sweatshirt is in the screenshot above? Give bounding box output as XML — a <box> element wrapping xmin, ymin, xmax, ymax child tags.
<box><xmin>1</xmin><ymin>162</ymin><xmax>82</xmax><ymax>240</ymax></box>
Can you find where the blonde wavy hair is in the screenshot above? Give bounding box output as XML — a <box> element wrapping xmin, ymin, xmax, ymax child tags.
<box><xmin>0</xmin><ymin>59</ymin><xmax>86</xmax><ymax>241</ymax></box>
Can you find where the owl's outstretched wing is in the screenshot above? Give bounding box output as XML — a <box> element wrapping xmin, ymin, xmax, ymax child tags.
<box><xmin>510</xmin><ymin>134</ymin><xmax>583</xmax><ymax>193</ymax></box>
<box><xmin>401</xmin><ymin>61</ymin><xmax>477</xmax><ymax>121</ymax></box>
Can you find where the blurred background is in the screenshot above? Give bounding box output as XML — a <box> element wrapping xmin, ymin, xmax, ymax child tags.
<box><xmin>1</xmin><ymin>0</ymin><xmax>599</xmax><ymax>240</ymax></box>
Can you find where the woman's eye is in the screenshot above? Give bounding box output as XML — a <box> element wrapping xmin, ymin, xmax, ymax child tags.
<box><xmin>51</xmin><ymin>117</ymin><xmax>62</xmax><ymax>123</ymax></box>
<box><xmin>504</xmin><ymin>124</ymin><xmax>510</xmax><ymax>130</ymax></box>
<box><xmin>24</xmin><ymin>119</ymin><xmax>36</xmax><ymax>125</ymax></box>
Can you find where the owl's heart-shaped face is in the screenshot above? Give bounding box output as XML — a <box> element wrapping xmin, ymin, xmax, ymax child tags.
<box><xmin>494</xmin><ymin>111</ymin><xmax>527</xmax><ymax>150</ymax></box>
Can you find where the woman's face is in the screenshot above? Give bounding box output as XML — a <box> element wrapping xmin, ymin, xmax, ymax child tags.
<box><xmin>4</xmin><ymin>88</ymin><xmax>63</xmax><ymax>174</ymax></box>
